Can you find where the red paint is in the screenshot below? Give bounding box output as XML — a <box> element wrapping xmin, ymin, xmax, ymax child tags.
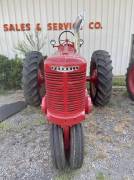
<box><xmin>41</xmin><ymin>37</ymin><xmax>92</xmax><ymax>128</ymax></box>
<box><xmin>85</xmin><ymin>90</ymin><xmax>93</xmax><ymax>114</ymax></box>
<box><xmin>90</xmin><ymin>64</ymin><xmax>98</xmax><ymax>98</ymax></box>
<box><xmin>89</xmin><ymin>21</ymin><xmax>102</xmax><ymax>29</ymax></box>
<box><xmin>63</xmin><ymin>126</ymin><xmax>70</xmax><ymax>150</ymax></box>
<box><xmin>59</xmin><ymin>23</ymin><xmax>64</xmax><ymax>30</ymax></box>
<box><xmin>36</xmin><ymin>23</ymin><xmax>42</xmax><ymax>31</ymax></box>
<box><xmin>38</xmin><ymin>69</ymin><xmax>44</xmax><ymax>88</ymax></box>
<box><xmin>47</xmin><ymin>22</ymin><xmax>72</xmax><ymax>31</ymax></box>
<box><xmin>2</xmin><ymin>22</ymin><xmax>102</xmax><ymax>32</ymax></box>
<box><xmin>41</xmin><ymin>96</ymin><xmax>47</xmax><ymax>114</ymax></box>
<box><xmin>3</xmin><ymin>23</ymin><xmax>31</xmax><ymax>32</ymax></box>
<box><xmin>86</xmin><ymin>69</ymin><xmax>97</xmax><ymax>83</ymax></box>
<box><xmin>128</xmin><ymin>64</ymin><xmax>134</xmax><ymax>94</ymax></box>
<box><xmin>95</xmin><ymin>22</ymin><xmax>102</xmax><ymax>29</ymax></box>
<box><xmin>40</xmin><ymin>31</ymin><xmax>95</xmax><ymax>158</ymax></box>
<box><xmin>89</xmin><ymin>22</ymin><xmax>94</xmax><ymax>29</ymax></box>
<box><xmin>44</xmin><ymin>46</ymin><xmax>87</xmax><ymax>126</ymax></box>
<box><xmin>47</xmin><ymin>22</ymin><xmax>102</xmax><ymax>30</ymax></box>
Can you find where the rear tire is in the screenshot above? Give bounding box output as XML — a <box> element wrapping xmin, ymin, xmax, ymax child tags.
<box><xmin>90</xmin><ymin>50</ymin><xmax>113</xmax><ymax>106</ymax></box>
<box><xmin>50</xmin><ymin>124</ymin><xmax>66</xmax><ymax>170</ymax></box>
<box><xmin>22</xmin><ymin>51</ymin><xmax>45</xmax><ymax>106</ymax></box>
<box><xmin>126</xmin><ymin>61</ymin><xmax>134</xmax><ymax>100</ymax></box>
<box><xmin>69</xmin><ymin>124</ymin><xmax>84</xmax><ymax>169</ymax></box>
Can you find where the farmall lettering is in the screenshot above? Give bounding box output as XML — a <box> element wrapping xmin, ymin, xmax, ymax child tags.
<box><xmin>51</xmin><ymin>66</ymin><xmax>79</xmax><ymax>72</ymax></box>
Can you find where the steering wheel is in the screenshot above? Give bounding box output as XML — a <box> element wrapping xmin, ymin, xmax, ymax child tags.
<box><xmin>58</xmin><ymin>30</ymin><xmax>74</xmax><ymax>45</ymax></box>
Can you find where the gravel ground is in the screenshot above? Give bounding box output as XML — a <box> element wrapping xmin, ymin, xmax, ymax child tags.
<box><xmin>0</xmin><ymin>89</ymin><xmax>134</xmax><ymax>180</ymax></box>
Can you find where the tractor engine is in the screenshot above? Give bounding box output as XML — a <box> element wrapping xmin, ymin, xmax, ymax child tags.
<box><xmin>42</xmin><ymin>48</ymin><xmax>92</xmax><ymax>126</ymax></box>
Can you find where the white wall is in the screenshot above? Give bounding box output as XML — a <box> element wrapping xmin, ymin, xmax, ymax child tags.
<box><xmin>0</xmin><ymin>0</ymin><xmax>134</xmax><ymax>75</ymax></box>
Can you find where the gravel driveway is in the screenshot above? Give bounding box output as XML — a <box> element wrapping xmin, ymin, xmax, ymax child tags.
<box><xmin>0</xmin><ymin>88</ymin><xmax>134</xmax><ymax>180</ymax></box>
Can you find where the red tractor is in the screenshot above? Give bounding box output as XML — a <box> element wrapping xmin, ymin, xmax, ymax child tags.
<box><xmin>126</xmin><ymin>61</ymin><xmax>134</xmax><ymax>100</ymax></box>
<box><xmin>22</xmin><ymin>15</ymin><xmax>112</xmax><ymax>169</ymax></box>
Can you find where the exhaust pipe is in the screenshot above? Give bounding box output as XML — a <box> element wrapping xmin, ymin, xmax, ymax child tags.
<box><xmin>73</xmin><ymin>13</ymin><xmax>84</xmax><ymax>52</ymax></box>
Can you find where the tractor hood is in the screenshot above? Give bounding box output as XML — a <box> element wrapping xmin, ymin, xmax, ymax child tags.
<box><xmin>45</xmin><ymin>43</ymin><xmax>86</xmax><ymax>68</ymax></box>
<box><xmin>44</xmin><ymin>52</ymin><xmax>86</xmax><ymax>72</ymax></box>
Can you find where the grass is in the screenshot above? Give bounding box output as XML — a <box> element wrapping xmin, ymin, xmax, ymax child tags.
<box><xmin>0</xmin><ymin>88</ymin><xmax>17</xmax><ymax>96</ymax></box>
<box><xmin>54</xmin><ymin>168</ymin><xmax>75</xmax><ymax>180</ymax></box>
<box><xmin>0</xmin><ymin>122</ymin><xmax>11</xmax><ymax>130</ymax></box>
<box><xmin>55</xmin><ymin>174</ymin><xmax>72</xmax><ymax>180</ymax></box>
<box><xmin>19</xmin><ymin>118</ymin><xmax>46</xmax><ymax>129</ymax></box>
<box><xmin>0</xmin><ymin>88</ymin><xmax>9</xmax><ymax>95</ymax></box>
<box><xmin>96</xmin><ymin>172</ymin><xmax>105</xmax><ymax>180</ymax></box>
<box><xmin>0</xmin><ymin>117</ymin><xmax>46</xmax><ymax>133</ymax></box>
<box><xmin>112</xmin><ymin>76</ymin><xmax>125</xmax><ymax>86</ymax></box>
<box><xmin>87</xmin><ymin>76</ymin><xmax>125</xmax><ymax>88</ymax></box>
<box><xmin>34</xmin><ymin>118</ymin><xmax>46</xmax><ymax>126</ymax></box>
<box><xmin>122</xmin><ymin>90</ymin><xmax>128</xmax><ymax>97</ymax></box>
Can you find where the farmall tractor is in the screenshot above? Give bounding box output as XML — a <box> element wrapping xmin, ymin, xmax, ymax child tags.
<box><xmin>22</xmin><ymin>15</ymin><xmax>112</xmax><ymax>169</ymax></box>
<box><xmin>126</xmin><ymin>61</ymin><xmax>134</xmax><ymax>100</ymax></box>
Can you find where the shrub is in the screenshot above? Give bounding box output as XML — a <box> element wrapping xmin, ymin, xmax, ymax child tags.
<box><xmin>15</xmin><ymin>31</ymin><xmax>47</xmax><ymax>55</ymax></box>
<box><xmin>0</xmin><ymin>55</ymin><xmax>23</xmax><ymax>90</ymax></box>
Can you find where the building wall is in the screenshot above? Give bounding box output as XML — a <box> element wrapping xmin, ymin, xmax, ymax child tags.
<box><xmin>0</xmin><ymin>0</ymin><xmax>134</xmax><ymax>75</ymax></box>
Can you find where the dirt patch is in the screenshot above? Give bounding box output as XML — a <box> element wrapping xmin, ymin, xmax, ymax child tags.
<box><xmin>0</xmin><ymin>89</ymin><xmax>134</xmax><ymax>180</ymax></box>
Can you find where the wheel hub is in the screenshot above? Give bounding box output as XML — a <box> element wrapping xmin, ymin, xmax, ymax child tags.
<box><xmin>90</xmin><ymin>68</ymin><xmax>98</xmax><ymax>97</ymax></box>
<box><xmin>128</xmin><ymin>65</ymin><xmax>134</xmax><ymax>94</ymax></box>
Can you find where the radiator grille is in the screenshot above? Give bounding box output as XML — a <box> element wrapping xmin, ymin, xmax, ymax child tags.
<box><xmin>45</xmin><ymin>71</ymin><xmax>86</xmax><ymax>114</ymax></box>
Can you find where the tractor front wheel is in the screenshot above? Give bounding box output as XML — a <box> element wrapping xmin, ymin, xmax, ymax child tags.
<box><xmin>126</xmin><ymin>61</ymin><xmax>134</xmax><ymax>100</ymax></box>
<box><xmin>69</xmin><ymin>124</ymin><xmax>84</xmax><ymax>169</ymax></box>
<box><xmin>50</xmin><ymin>124</ymin><xmax>66</xmax><ymax>169</ymax></box>
<box><xmin>90</xmin><ymin>50</ymin><xmax>113</xmax><ymax>106</ymax></box>
<box><xmin>23</xmin><ymin>51</ymin><xmax>46</xmax><ymax>106</ymax></box>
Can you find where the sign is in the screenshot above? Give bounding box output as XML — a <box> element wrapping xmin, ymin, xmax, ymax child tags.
<box><xmin>1</xmin><ymin>22</ymin><xmax>102</xmax><ymax>32</ymax></box>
